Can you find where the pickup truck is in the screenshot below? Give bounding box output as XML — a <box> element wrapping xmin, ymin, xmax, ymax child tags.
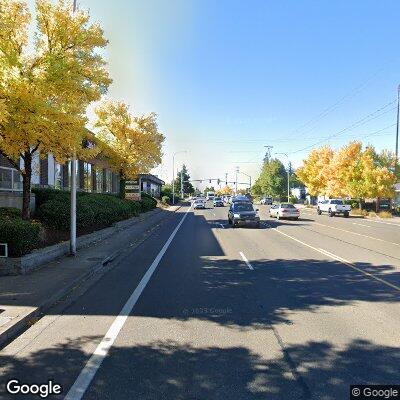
<box><xmin>317</xmin><ymin>199</ymin><xmax>351</xmax><ymax>217</ymax></box>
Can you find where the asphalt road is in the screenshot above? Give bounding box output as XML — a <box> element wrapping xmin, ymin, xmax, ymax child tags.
<box><xmin>1</xmin><ymin>203</ymin><xmax>400</xmax><ymax>399</ymax></box>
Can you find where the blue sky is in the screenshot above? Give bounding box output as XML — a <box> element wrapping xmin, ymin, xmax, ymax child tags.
<box><xmin>29</xmin><ymin>0</ymin><xmax>400</xmax><ymax>190</ymax></box>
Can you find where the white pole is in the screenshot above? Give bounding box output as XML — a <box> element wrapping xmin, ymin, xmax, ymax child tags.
<box><xmin>172</xmin><ymin>154</ymin><xmax>175</xmax><ymax>205</ymax></box>
<box><xmin>180</xmin><ymin>168</ymin><xmax>183</xmax><ymax>199</ymax></box>
<box><xmin>70</xmin><ymin>0</ymin><xmax>77</xmax><ymax>256</ymax></box>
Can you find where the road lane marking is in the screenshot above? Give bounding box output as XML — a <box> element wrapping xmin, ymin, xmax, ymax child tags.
<box><xmin>239</xmin><ymin>251</ymin><xmax>254</xmax><ymax>270</ymax></box>
<box><xmin>271</xmin><ymin>227</ymin><xmax>400</xmax><ymax>293</ymax></box>
<box><xmin>311</xmin><ymin>222</ymin><xmax>399</xmax><ymax>247</ymax></box>
<box><xmin>352</xmin><ymin>222</ymin><xmax>371</xmax><ymax>228</ymax></box>
<box><xmin>364</xmin><ymin>219</ymin><xmax>400</xmax><ymax>227</ymax></box>
<box><xmin>219</xmin><ymin>223</ymin><xmax>225</xmax><ymax>229</ymax></box>
<box><xmin>65</xmin><ymin>207</ymin><xmax>192</xmax><ymax>400</ymax></box>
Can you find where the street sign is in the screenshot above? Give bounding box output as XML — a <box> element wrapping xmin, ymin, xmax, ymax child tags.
<box><xmin>125</xmin><ymin>178</ymin><xmax>141</xmax><ymax>201</ymax></box>
<box><xmin>0</xmin><ymin>243</ymin><xmax>8</xmax><ymax>258</ymax></box>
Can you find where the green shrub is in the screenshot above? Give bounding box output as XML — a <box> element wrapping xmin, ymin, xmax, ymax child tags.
<box><xmin>140</xmin><ymin>192</ymin><xmax>157</xmax><ymax>212</ymax></box>
<box><xmin>161</xmin><ymin>195</ymin><xmax>170</xmax><ymax>205</ymax></box>
<box><xmin>0</xmin><ymin>207</ymin><xmax>22</xmax><ymax>219</ymax></box>
<box><xmin>32</xmin><ymin>187</ymin><xmax>70</xmax><ymax>208</ymax></box>
<box><xmin>0</xmin><ymin>218</ymin><xmax>41</xmax><ymax>257</ymax></box>
<box><xmin>37</xmin><ymin>191</ymin><xmax>142</xmax><ymax>230</ymax></box>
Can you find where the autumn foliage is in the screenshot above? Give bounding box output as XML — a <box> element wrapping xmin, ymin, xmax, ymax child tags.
<box><xmin>297</xmin><ymin>142</ymin><xmax>397</xmax><ymax>202</ymax></box>
<box><xmin>0</xmin><ymin>0</ymin><xmax>111</xmax><ymax>218</ymax></box>
<box><xmin>94</xmin><ymin>100</ymin><xmax>164</xmax><ymax>182</ymax></box>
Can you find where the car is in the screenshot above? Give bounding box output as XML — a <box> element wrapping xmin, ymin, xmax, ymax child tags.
<box><xmin>269</xmin><ymin>203</ymin><xmax>300</xmax><ymax>220</ymax></box>
<box><xmin>260</xmin><ymin>197</ymin><xmax>273</xmax><ymax>205</ymax></box>
<box><xmin>206</xmin><ymin>191</ymin><xmax>215</xmax><ymax>201</ymax></box>
<box><xmin>317</xmin><ymin>199</ymin><xmax>351</xmax><ymax>217</ymax></box>
<box><xmin>213</xmin><ymin>196</ymin><xmax>224</xmax><ymax>207</ymax></box>
<box><xmin>193</xmin><ymin>199</ymin><xmax>206</xmax><ymax>209</ymax></box>
<box><xmin>228</xmin><ymin>201</ymin><xmax>260</xmax><ymax>228</ymax></box>
<box><xmin>231</xmin><ymin>195</ymin><xmax>252</xmax><ymax>204</ymax></box>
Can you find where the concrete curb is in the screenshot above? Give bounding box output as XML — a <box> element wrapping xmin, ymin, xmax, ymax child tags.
<box><xmin>0</xmin><ymin>204</ymin><xmax>185</xmax><ymax>349</ymax></box>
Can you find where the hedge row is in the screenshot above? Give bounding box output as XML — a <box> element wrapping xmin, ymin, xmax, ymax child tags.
<box><xmin>0</xmin><ymin>217</ymin><xmax>41</xmax><ymax>257</ymax></box>
<box><xmin>33</xmin><ymin>188</ymin><xmax>157</xmax><ymax>231</ymax></box>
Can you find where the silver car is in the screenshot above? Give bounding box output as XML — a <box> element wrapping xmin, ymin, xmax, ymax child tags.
<box><xmin>269</xmin><ymin>203</ymin><xmax>300</xmax><ymax>220</ymax></box>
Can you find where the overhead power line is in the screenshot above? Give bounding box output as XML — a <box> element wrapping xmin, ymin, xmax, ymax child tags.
<box><xmin>289</xmin><ymin>99</ymin><xmax>397</xmax><ymax>154</ymax></box>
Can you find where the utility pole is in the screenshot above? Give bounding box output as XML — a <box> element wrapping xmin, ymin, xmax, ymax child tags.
<box><xmin>225</xmin><ymin>172</ymin><xmax>228</xmax><ymax>186</ymax></box>
<box><xmin>235</xmin><ymin>166</ymin><xmax>239</xmax><ymax>195</ymax></box>
<box><xmin>70</xmin><ymin>0</ymin><xmax>78</xmax><ymax>256</ymax></box>
<box><xmin>263</xmin><ymin>145</ymin><xmax>273</xmax><ymax>164</ymax></box>
<box><xmin>276</xmin><ymin>152</ymin><xmax>290</xmax><ymax>203</ymax></box>
<box><xmin>180</xmin><ymin>166</ymin><xmax>183</xmax><ymax>199</ymax></box>
<box><xmin>396</xmin><ymin>84</ymin><xmax>400</xmax><ymax>174</ymax></box>
<box><xmin>172</xmin><ymin>150</ymin><xmax>186</xmax><ymax>205</ymax></box>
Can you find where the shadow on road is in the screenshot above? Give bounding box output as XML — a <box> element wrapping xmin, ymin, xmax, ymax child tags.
<box><xmin>1</xmin><ymin>335</ymin><xmax>399</xmax><ymax>399</ymax></box>
<box><xmin>1</xmin><ymin>209</ymin><xmax>400</xmax><ymax>399</ymax></box>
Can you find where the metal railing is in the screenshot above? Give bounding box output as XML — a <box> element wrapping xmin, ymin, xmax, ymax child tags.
<box><xmin>0</xmin><ymin>166</ymin><xmax>23</xmax><ymax>192</ymax></box>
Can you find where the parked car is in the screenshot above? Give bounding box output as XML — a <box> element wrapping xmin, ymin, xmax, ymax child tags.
<box><xmin>269</xmin><ymin>203</ymin><xmax>300</xmax><ymax>220</ymax></box>
<box><xmin>193</xmin><ymin>199</ymin><xmax>206</xmax><ymax>209</ymax></box>
<box><xmin>228</xmin><ymin>201</ymin><xmax>260</xmax><ymax>228</ymax></box>
<box><xmin>317</xmin><ymin>199</ymin><xmax>351</xmax><ymax>217</ymax></box>
<box><xmin>213</xmin><ymin>196</ymin><xmax>224</xmax><ymax>207</ymax></box>
<box><xmin>260</xmin><ymin>197</ymin><xmax>273</xmax><ymax>205</ymax></box>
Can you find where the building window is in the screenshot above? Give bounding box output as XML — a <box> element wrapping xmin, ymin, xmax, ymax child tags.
<box><xmin>105</xmin><ymin>169</ymin><xmax>112</xmax><ymax>193</ymax></box>
<box><xmin>96</xmin><ymin>168</ymin><xmax>103</xmax><ymax>193</ymax></box>
<box><xmin>83</xmin><ymin>162</ymin><xmax>92</xmax><ymax>192</ymax></box>
<box><xmin>0</xmin><ymin>167</ymin><xmax>12</xmax><ymax>190</ymax></box>
<box><xmin>54</xmin><ymin>163</ymin><xmax>62</xmax><ymax>189</ymax></box>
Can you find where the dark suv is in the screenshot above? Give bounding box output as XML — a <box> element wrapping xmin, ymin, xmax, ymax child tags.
<box><xmin>228</xmin><ymin>202</ymin><xmax>260</xmax><ymax>228</ymax></box>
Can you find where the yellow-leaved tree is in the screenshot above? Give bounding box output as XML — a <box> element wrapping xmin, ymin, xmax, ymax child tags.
<box><xmin>217</xmin><ymin>185</ymin><xmax>234</xmax><ymax>196</ymax></box>
<box><xmin>0</xmin><ymin>99</ymin><xmax>7</xmax><ymax>122</ymax></box>
<box><xmin>94</xmin><ymin>100</ymin><xmax>164</xmax><ymax>196</ymax></box>
<box><xmin>297</xmin><ymin>141</ymin><xmax>396</xmax><ymax>208</ymax></box>
<box><xmin>296</xmin><ymin>146</ymin><xmax>334</xmax><ymax>196</ymax></box>
<box><xmin>0</xmin><ymin>0</ymin><xmax>111</xmax><ymax>219</ymax></box>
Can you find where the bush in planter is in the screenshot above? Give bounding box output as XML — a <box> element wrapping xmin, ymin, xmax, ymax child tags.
<box><xmin>0</xmin><ymin>207</ymin><xmax>22</xmax><ymax>219</ymax></box>
<box><xmin>37</xmin><ymin>192</ymin><xmax>142</xmax><ymax>230</ymax></box>
<box><xmin>140</xmin><ymin>192</ymin><xmax>157</xmax><ymax>212</ymax></box>
<box><xmin>161</xmin><ymin>195</ymin><xmax>170</xmax><ymax>205</ymax></box>
<box><xmin>0</xmin><ymin>217</ymin><xmax>41</xmax><ymax>257</ymax></box>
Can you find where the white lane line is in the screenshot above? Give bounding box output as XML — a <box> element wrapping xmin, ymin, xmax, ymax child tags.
<box><xmin>311</xmin><ymin>222</ymin><xmax>399</xmax><ymax>247</ymax></box>
<box><xmin>239</xmin><ymin>251</ymin><xmax>254</xmax><ymax>270</ymax></box>
<box><xmin>65</xmin><ymin>207</ymin><xmax>192</xmax><ymax>400</ymax></box>
<box><xmin>352</xmin><ymin>222</ymin><xmax>371</xmax><ymax>228</ymax></box>
<box><xmin>364</xmin><ymin>219</ymin><xmax>400</xmax><ymax>227</ymax></box>
<box><xmin>271</xmin><ymin>227</ymin><xmax>400</xmax><ymax>293</ymax></box>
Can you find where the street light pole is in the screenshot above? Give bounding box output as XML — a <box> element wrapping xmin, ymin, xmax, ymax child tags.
<box><xmin>239</xmin><ymin>171</ymin><xmax>252</xmax><ymax>192</ymax></box>
<box><xmin>70</xmin><ymin>0</ymin><xmax>78</xmax><ymax>256</ymax></box>
<box><xmin>172</xmin><ymin>151</ymin><xmax>186</xmax><ymax>205</ymax></box>
<box><xmin>276</xmin><ymin>152</ymin><xmax>290</xmax><ymax>203</ymax></box>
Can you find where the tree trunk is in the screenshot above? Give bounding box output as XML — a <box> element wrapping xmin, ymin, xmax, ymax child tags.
<box><xmin>359</xmin><ymin>199</ymin><xmax>362</xmax><ymax>210</ymax></box>
<box><xmin>376</xmin><ymin>197</ymin><xmax>380</xmax><ymax>213</ymax></box>
<box><xmin>119</xmin><ymin>170</ymin><xmax>126</xmax><ymax>199</ymax></box>
<box><xmin>22</xmin><ymin>152</ymin><xmax>32</xmax><ymax>220</ymax></box>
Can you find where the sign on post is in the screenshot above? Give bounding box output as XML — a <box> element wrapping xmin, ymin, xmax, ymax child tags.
<box><xmin>125</xmin><ymin>178</ymin><xmax>141</xmax><ymax>201</ymax></box>
<box><xmin>0</xmin><ymin>243</ymin><xmax>8</xmax><ymax>258</ymax></box>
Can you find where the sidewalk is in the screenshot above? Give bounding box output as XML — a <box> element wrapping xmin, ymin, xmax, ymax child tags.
<box><xmin>0</xmin><ymin>204</ymin><xmax>182</xmax><ymax>347</ymax></box>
